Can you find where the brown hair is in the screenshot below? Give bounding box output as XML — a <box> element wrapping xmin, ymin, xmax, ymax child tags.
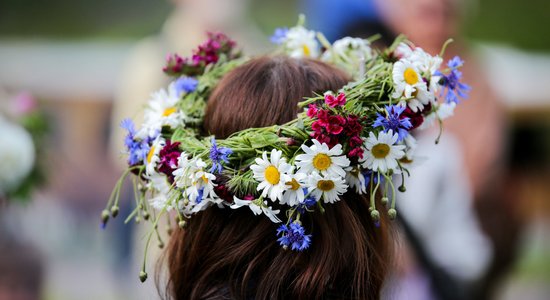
<box><xmin>163</xmin><ymin>56</ymin><xmax>391</xmax><ymax>300</ymax></box>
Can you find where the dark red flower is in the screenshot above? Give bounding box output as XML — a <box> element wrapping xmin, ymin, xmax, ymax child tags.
<box><xmin>158</xmin><ymin>140</ymin><xmax>182</xmax><ymax>181</ymax></box>
<box><xmin>326</xmin><ymin>115</ymin><xmax>346</xmax><ymax>135</ymax></box>
<box><xmin>401</xmin><ymin>107</ymin><xmax>424</xmax><ymax>130</ymax></box>
<box><xmin>214</xmin><ymin>184</ymin><xmax>234</xmax><ymax>203</ymax></box>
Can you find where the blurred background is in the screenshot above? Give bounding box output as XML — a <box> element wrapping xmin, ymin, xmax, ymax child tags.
<box><xmin>0</xmin><ymin>0</ymin><xmax>549</xmax><ymax>299</ymax></box>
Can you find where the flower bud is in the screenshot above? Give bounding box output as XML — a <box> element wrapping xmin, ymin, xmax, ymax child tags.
<box><xmin>370</xmin><ymin>210</ymin><xmax>380</xmax><ymax>221</ymax></box>
<box><xmin>143</xmin><ymin>212</ymin><xmax>150</xmax><ymax>221</ymax></box>
<box><xmin>178</xmin><ymin>220</ymin><xmax>187</xmax><ymax>228</ymax></box>
<box><xmin>388</xmin><ymin>208</ymin><xmax>397</xmax><ymax>220</ymax></box>
<box><xmin>110</xmin><ymin>206</ymin><xmax>119</xmax><ymax>218</ymax></box>
<box><xmin>139</xmin><ymin>271</ymin><xmax>148</xmax><ymax>282</ymax></box>
<box><xmin>381</xmin><ymin>197</ymin><xmax>389</xmax><ymax>205</ymax></box>
<box><xmin>398</xmin><ymin>185</ymin><xmax>406</xmax><ymax>192</ymax></box>
<box><xmin>158</xmin><ymin>242</ymin><xmax>164</xmax><ymax>249</ymax></box>
<box><xmin>167</xmin><ymin>227</ymin><xmax>173</xmax><ymax>236</ymax></box>
<box><xmin>101</xmin><ymin>209</ymin><xmax>110</xmax><ymax>224</ymax></box>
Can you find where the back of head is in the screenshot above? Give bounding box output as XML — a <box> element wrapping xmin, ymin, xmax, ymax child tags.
<box><xmin>164</xmin><ymin>55</ymin><xmax>390</xmax><ymax>300</ymax></box>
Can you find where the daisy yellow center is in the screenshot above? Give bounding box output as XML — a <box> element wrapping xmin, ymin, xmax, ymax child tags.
<box><xmin>285</xmin><ymin>178</ymin><xmax>301</xmax><ymax>191</ymax></box>
<box><xmin>201</xmin><ymin>175</ymin><xmax>208</xmax><ymax>183</ymax></box>
<box><xmin>264</xmin><ymin>165</ymin><xmax>280</xmax><ymax>185</ymax></box>
<box><xmin>162</xmin><ymin>107</ymin><xmax>177</xmax><ymax>117</ymax></box>
<box><xmin>312</xmin><ymin>153</ymin><xmax>332</xmax><ymax>171</ymax></box>
<box><xmin>372</xmin><ymin>144</ymin><xmax>390</xmax><ymax>159</ymax></box>
<box><xmin>400</xmin><ymin>157</ymin><xmax>413</xmax><ymax>164</ymax></box>
<box><xmin>147</xmin><ymin>146</ymin><xmax>156</xmax><ymax>163</ymax></box>
<box><xmin>404</xmin><ymin>68</ymin><xmax>419</xmax><ymax>85</ymax></box>
<box><xmin>317</xmin><ymin>180</ymin><xmax>335</xmax><ymax>192</ymax></box>
<box><xmin>302</xmin><ymin>45</ymin><xmax>311</xmax><ymax>57</ymax></box>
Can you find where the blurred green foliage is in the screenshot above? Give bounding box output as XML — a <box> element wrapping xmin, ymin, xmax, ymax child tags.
<box><xmin>0</xmin><ymin>0</ymin><xmax>549</xmax><ymax>51</ymax></box>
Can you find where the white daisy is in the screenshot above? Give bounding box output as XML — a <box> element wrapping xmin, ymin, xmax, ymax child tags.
<box><xmin>419</xmin><ymin>102</ymin><xmax>456</xmax><ymax>130</ymax></box>
<box><xmin>307</xmin><ymin>172</ymin><xmax>348</xmax><ymax>204</ymax></box>
<box><xmin>409</xmin><ymin>48</ymin><xmax>443</xmax><ymax>92</ymax></box>
<box><xmin>361</xmin><ymin>130</ymin><xmax>406</xmax><ymax>173</ymax></box>
<box><xmin>137</xmin><ymin>82</ymin><xmax>185</xmax><ymax>139</ymax></box>
<box><xmin>283</xmin><ymin>26</ymin><xmax>320</xmax><ymax>58</ymax></box>
<box><xmin>395</xmin><ymin>42</ymin><xmax>414</xmax><ymax>59</ymax></box>
<box><xmin>145</xmin><ymin>136</ymin><xmax>165</xmax><ymax>175</ymax></box>
<box><xmin>321</xmin><ymin>37</ymin><xmax>374</xmax><ymax>76</ymax></box>
<box><xmin>185</xmin><ymin>158</ymin><xmax>219</xmax><ymax>207</ymax></box>
<box><xmin>281</xmin><ymin>171</ymin><xmax>307</xmax><ymax>206</ymax></box>
<box><xmin>345</xmin><ymin>166</ymin><xmax>366</xmax><ymax>194</ymax></box>
<box><xmin>230</xmin><ymin>197</ymin><xmax>282</xmax><ymax>223</ymax></box>
<box><xmin>172</xmin><ymin>152</ymin><xmax>192</xmax><ymax>189</ymax></box>
<box><xmin>295</xmin><ymin>140</ymin><xmax>350</xmax><ymax>178</ymax></box>
<box><xmin>392</xmin><ymin>59</ymin><xmax>425</xmax><ymax>99</ymax></box>
<box><xmin>145</xmin><ymin>172</ymin><xmax>174</xmax><ymax>211</ymax></box>
<box><xmin>250</xmin><ymin>149</ymin><xmax>292</xmax><ymax>202</ymax></box>
<box><xmin>394</xmin><ymin>134</ymin><xmax>419</xmax><ymax>172</ymax></box>
<box><xmin>397</xmin><ymin>83</ymin><xmax>434</xmax><ymax>112</ymax></box>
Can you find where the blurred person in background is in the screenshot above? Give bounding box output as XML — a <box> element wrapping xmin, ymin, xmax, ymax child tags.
<box><xmin>303</xmin><ymin>0</ymin><xmax>522</xmax><ymax>299</ymax></box>
<box><xmin>373</xmin><ymin>1</ymin><xmax>522</xmax><ymax>299</ymax></box>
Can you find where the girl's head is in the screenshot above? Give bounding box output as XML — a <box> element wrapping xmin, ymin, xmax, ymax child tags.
<box><xmin>164</xmin><ymin>56</ymin><xmax>391</xmax><ymax>300</ymax></box>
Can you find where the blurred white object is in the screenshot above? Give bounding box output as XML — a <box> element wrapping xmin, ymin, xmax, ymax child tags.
<box><xmin>398</xmin><ymin>131</ymin><xmax>492</xmax><ymax>281</ymax></box>
<box><xmin>0</xmin><ymin>117</ymin><xmax>35</xmax><ymax>195</ymax></box>
<box><xmin>477</xmin><ymin>44</ymin><xmax>550</xmax><ymax>109</ymax></box>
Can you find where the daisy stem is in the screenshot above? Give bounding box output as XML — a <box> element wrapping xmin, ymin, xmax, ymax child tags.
<box><xmin>435</xmin><ymin>117</ymin><xmax>444</xmax><ymax>145</ymax></box>
<box><xmin>370</xmin><ymin>173</ymin><xmax>381</xmax><ymax>211</ymax></box>
<box><xmin>384</xmin><ymin>173</ymin><xmax>397</xmax><ymax>211</ymax></box>
<box><xmin>141</xmin><ymin>207</ymin><xmax>166</xmax><ymax>279</ymax></box>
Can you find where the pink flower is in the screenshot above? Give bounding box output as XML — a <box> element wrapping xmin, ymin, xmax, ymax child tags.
<box><xmin>348</xmin><ymin>147</ymin><xmax>364</xmax><ymax>159</ymax></box>
<box><xmin>325</xmin><ymin>93</ymin><xmax>347</xmax><ymax>108</ymax></box>
<box><xmin>306</xmin><ymin>104</ymin><xmax>318</xmax><ymax>118</ymax></box>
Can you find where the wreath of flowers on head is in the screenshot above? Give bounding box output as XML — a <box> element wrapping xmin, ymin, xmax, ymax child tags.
<box><xmin>102</xmin><ymin>16</ymin><xmax>470</xmax><ymax>282</ymax></box>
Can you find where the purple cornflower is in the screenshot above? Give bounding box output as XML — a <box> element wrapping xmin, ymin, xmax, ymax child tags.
<box><xmin>277</xmin><ymin>221</ymin><xmax>311</xmax><ymax>251</ymax></box>
<box><xmin>121</xmin><ymin>119</ymin><xmax>150</xmax><ymax>165</ymax></box>
<box><xmin>174</xmin><ymin>77</ymin><xmax>198</xmax><ymax>95</ymax></box>
<box><xmin>209</xmin><ymin>138</ymin><xmax>232</xmax><ymax>173</ymax></box>
<box><xmin>373</xmin><ymin>105</ymin><xmax>412</xmax><ymax>142</ymax></box>
<box><xmin>270</xmin><ymin>27</ymin><xmax>289</xmax><ymax>44</ymax></box>
<box><xmin>436</xmin><ymin>56</ymin><xmax>471</xmax><ymax>103</ymax></box>
<box><xmin>297</xmin><ymin>189</ymin><xmax>317</xmax><ymax>214</ymax></box>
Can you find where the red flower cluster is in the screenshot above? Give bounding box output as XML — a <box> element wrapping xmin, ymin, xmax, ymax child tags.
<box><xmin>158</xmin><ymin>140</ymin><xmax>182</xmax><ymax>181</ymax></box>
<box><xmin>307</xmin><ymin>104</ymin><xmax>365</xmax><ymax>159</ymax></box>
<box><xmin>163</xmin><ymin>32</ymin><xmax>239</xmax><ymax>77</ymax></box>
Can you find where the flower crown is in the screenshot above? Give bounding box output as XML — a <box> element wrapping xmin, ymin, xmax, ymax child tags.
<box><xmin>102</xmin><ymin>16</ymin><xmax>470</xmax><ymax>282</ymax></box>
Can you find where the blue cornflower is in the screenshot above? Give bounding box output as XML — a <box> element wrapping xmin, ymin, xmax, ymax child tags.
<box><xmin>120</xmin><ymin>118</ymin><xmax>150</xmax><ymax>165</ymax></box>
<box><xmin>270</xmin><ymin>27</ymin><xmax>289</xmax><ymax>44</ymax></box>
<box><xmin>196</xmin><ymin>188</ymin><xmax>204</xmax><ymax>204</ymax></box>
<box><xmin>174</xmin><ymin>76</ymin><xmax>199</xmax><ymax>96</ymax></box>
<box><xmin>373</xmin><ymin>105</ymin><xmax>412</xmax><ymax>142</ymax></box>
<box><xmin>436</xmin><ymin>56</ymin><xmax>471</xmax><ymax>103</ymax></box>
<box><xmin>362</xmin><ymin>170</ymin><xmax>383</xmax><ymax>189</ymax></box>
<box><xmin>209</xmin><ymin>138</ymin><xmax>233</xmax><ymax>173</ymax></box>
<box><xmin>297</xmin><ymin>189</ymin><xmax>317</xmax><ymax>214</ymax></box>
<box><xmin>276</xmin><ymin>221</ymin><xmax>311</xmax><ymax>251</ymax></box>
